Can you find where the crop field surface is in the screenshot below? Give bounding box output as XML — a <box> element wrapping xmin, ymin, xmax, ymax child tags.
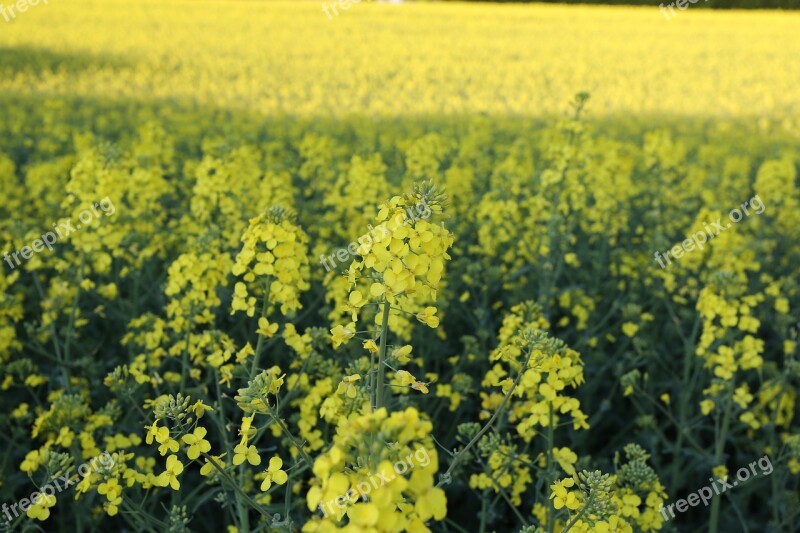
<box><xmin>0</xmin><ymin>1</ymin><xmax>798</xmax><ymax>533</ymax></box>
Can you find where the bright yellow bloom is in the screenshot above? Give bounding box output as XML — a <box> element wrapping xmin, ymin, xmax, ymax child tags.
<box><xmin>337</xmin><ymin>374</ymin><xmax>361</xmax><ymax>398</ymax></box>
<box><xmin>257</xmin><ymin>317</ymin><xmax>279</xmax><ymax>338</ymax></box>
<box><xmin>239</xmin><ymin>414</ymin><xmax>256</xmax><ymax>445</ymax></box>
<box><xmin>330</xmin><ymin>323</ymin><xmax>355</xmax><ymax>349</ymax></box>
<box><xmin>156</xmin><ymin>455</ymin><xmax>184</xmax><ymax>490</ymax></box>
<box><xmin>191</xmin><ymin>401</ymin><xmax>214</xmax><ymax>418</ymax></box>
<box><xmin>391</xmin><ymin>345</ymin><xmax>413</xmax><ymax>363</ymax></box>
<box><xmin>363</xmin><ymin>339</ymin><xmax>379</xmax><ymax>353</ymax></box>
<box><xmin>411</xmin><ymin>381</ymin><xmax>429</xmax><ymax>394</ymax></box>
<box><xmin>260</xmin><ymin>456</ymin><xmax>289</xmax><ymax>491</ymax></box>
<box><xmin>233</xmin><ymin>443</ymin><xmax>261</xmax><ymax>466</ymax></box>
<box><xmin>415</xmin><ymin>306</ymin><xmax>440</xmax><ymax>328</ymax></box>
<box><xmin>26</xmin><ymin>494</ymin><xmax>56</xmax><ymax>521</ymax></box>
<box><xmin>200</xmin><ymin>454</ymin><xmax>227</xmax><ymax>477</ymax></box>
<box><xmin>622</xmin><ymin>322</ymin><xmax>639</xmax><ymax>337</ymax></box>
<box><xmin>550</xmin><ymin>478</ymin><xmax>580</xmax><ymax>510</ymax></box>
<box><xmin>182</xmin><ymin>426</ymin><xmax>212</xmax><ymax>460</ymax></box>
<box><xmin>396</xmin><ymin>370</ymin><xmax>416</xmax><ymax>386</ymax></box>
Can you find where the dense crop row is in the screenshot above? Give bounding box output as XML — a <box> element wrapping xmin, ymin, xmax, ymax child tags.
<box><xmin>1</xmin><ymin>96</ymin><xmax>798</xmax><ymax>531</ymax></box>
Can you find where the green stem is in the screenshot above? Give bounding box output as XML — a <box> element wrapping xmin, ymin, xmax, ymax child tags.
<box><xmin>768</xmin><ymin>379</ymin><xmax>788</xmax><ymax>528</ymax></box>
<box><xmin>479</xmin><ymin>490</ymin><xmax>488</xmax><ymax>533</ymax></box>
<box><xmin>268</xmin><ymin>406</ymin><xmax>314</xmax><ymax>467</ymax></box>
<box><xmin>561</xmin><ymin>497</ymin><xmax>592</xmax><ymax>533</ymax></box>
<box><xmin>709</xmin><ymin>394</ymin><xmax>733</xmax><ymax>533</ymax></box>
<box><xmin>444</xmin><ymin>517</ymin><xmax>471</xmax><ymax>533</ymax></box>
<box><xmin>120</xmin><ymin>495</ymin><xmax>168</xmax><ymax>531</ymax></box>
<box><xmin>201</xmin><ymin>452</ymin><xmax>270</xmax><ymax>519</ymax></box>
<box><xmin>546</xmin><ymin>402</ymin><xmax>555</xmax><ymax>533</ymax></box>
<box><xmin>250</xmin><ymin>277</ymin><xmax>273</xmax><ymax>380</ymax></box>
<box><xmin>665</xmin><ymin>296</ymin><xmax>701</xmax><ymax>493</ymax></box>
<box><xmin>62</xmin><ymin>253</ymin><xmax>85</xmax><ymax>391</ymax></box>
<box><xmin>211</xmin><ymin>374</ymin><xmax>244</xmax><ymax>528</ymax></box>
<box><xmin>638</xmin><ymin>389</ymin><xmax>713</xmax><ymax>461</ymax></box>
<box><xmin>375</xmin><ymin>300</ymin><xmax>391</xmax><ymax>409</ymax></box>
<box><xmin>478</xmin><ymin>457</ymin><xmax>528</xmax><ymax>526</ymax></box>
<box><xmin>179</xmin><ymin>325</ymin><xmax>193</xmax><ymax>392</ymax></box>
<box><xmin>437</xmin><ymin>352</ymin><xmax>530</xmax><ymax>487</ymax></box>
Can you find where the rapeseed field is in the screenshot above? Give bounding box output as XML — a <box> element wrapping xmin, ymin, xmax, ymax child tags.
<box><xmin>0</xmin><ymin>1</ymin><xmax>798</xmax><ymax>532</ymax></box>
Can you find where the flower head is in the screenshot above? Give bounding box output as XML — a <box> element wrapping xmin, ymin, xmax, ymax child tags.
<box><xmin>182</xmin><ymin>426</ymin><xmax>212</xmax><ymax>460</ymax></box>
<box><xmin>260</xmin><ymin>456</ymin><xmax>289</xmax><ymax>491</ymax></box>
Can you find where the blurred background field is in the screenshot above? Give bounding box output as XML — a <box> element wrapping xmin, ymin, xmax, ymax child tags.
<box><xmin>1</xmin><ymin>0</ymin><xmax>799</xmax><ymax>120</ymax></box>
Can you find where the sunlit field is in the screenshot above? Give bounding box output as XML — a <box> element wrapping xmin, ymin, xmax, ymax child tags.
<box><xmin>1</xmin><ymin>1</ymin><xmax>800</xmax><ymax>118</ymax></box>
<box><xmin>0</xmin><ymin>1</ymin><xmax>798</xmax><ymax>532</ymax></box>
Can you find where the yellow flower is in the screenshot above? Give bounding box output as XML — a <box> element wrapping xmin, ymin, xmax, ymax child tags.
<box><xmin>369</xmin><ymin>283</ymin><xmax>385</xmax><ymax>298</ymax></box>
<box><xmin>347</xmin><ymin>503</ymin><xmax>380</xmax><ymax>526</ymax></box>
<box><xmin>231</xmin><ymin>282</ymin><xmax>257</xmax><ymax>317</ymax></box>
<box><xmin>55</xmin><ymin>427</ymin><xmax>75</xmax><ymax>447</ymax></box>
<box><xmin>391</xmin><ymin>345</ymin><xmax>413</xmax><ymax>363</ymax></box>
<box><xmin>233</xmin><ymin>443</ymin><xmax>261</xmax><ymax>466</ymax></box>
<box><xmin>337</xmin><ymin>374</ymin><xmax>361</xmax><ymax>398</ymax></box>
<box><xmin>257</xmin><ymin>317</ymin><xmax>279</xmax><ymax>338</ymax></box>
<box><xmin>98</xmin><ymin>478</ymin><xmax>122</xmax><ymax>500</ymax></box>
<box><xmin>156</xmin><ymin>455</ymin><xmax>184</xmax><ymax>490</ymax></box>
<box><xmin>104</xmin><ymin>494</ymin><xmax>122</xmax><ymax>517</ymax></box>
<box><xmin>733</xmin><ymin>384</ymin><xmax>753</xmax><ymax>408</ymax></box>
<box><xmin>550</xmin><ymin>478</ymin><xmax>580</xmax><ymax>510</ymax></box>
<box><xmin>191</xmin><ymin>401</ymin><xmax>214</xmax><ymax>418</ymax></box>
<box><xmin>622</xmin><ymin>322</ymin><xmax>639</xmax><ymax>337</ymax></box>
<box><xmin>700</xmin><ymin>399</ymin><xmax>716</xmax><ymax>415</ymax></box>
<box><xmin>25</xmin><ymin>374</ymin><xmax>48</xmax><ymax>387</ymax></box>
<box><xmin>11</xmin><ymin>403</ymin><xmax>28</xmax><ymax>419</ymax></box>
<box><xmin>552</xmin><ymin>447</ymin><xmax>578</xmax><ymax>475</ymax></box>
<box><xmin>396</xmin><ymin>370</ymin><xmax>431</xmax><ymax>394</ymax></box>
<box><xmin>200</xmin><ymin>454</ymin><xmax>227</xmax><ymax>477</ymax></box>
<box><xmin>411</xmin><ymin>381</ymin><xmax>429</xmax><ymax>394</ymax></box>
<box><xmin>235</xmin><ymin>343</ymin><xmax>255</xmax><ymax>365</ymax></box>
<box><xmin>363</xmin><ymin>339</ymin><xmax>379</xmax><ymax>353</ymax></box>
<box><xmin>415</xmin><ymin>306</ymin><xmax>440</xmax><ymax>328</ymax></box>
<box><xmin>154</xmin><ymin>426</ymin><xmax>179</xmax><ymax>456</ymax></box>
<box><xmin>260</xmin><ymin>456</ymin><xmax>289</xmax><ymax>491</ymax></box>
<box><xmin>620</xmin><ymin>492</ymin><xmax>641</xmax><ymax>517</ymax></box>
<box><xmin>231</xmin><ymin>209</ymin><xmax>310</xmax><ymax>316</ymax></box>
<box><xmin>347</xmin><ymin>290</ymin><xmax>368</xmax><ymax>321</ymax></box>
<box><xmin>20</xmin><ymin>450</ymin><xmax>42</xmax><ymax>473</ymax></box>
<box><xmin>396</xmin><ymin>370</ymin><xmax>416</xmax><ymax>386</ymax></box>
<box><xmin>98</xmin><ymin>477</ymin><xmax>123</xmax><ymax>515</ymax></box>
<box><xmin>239</xmin><ymin>414</ymin><xmax>256</xmax><ymax>445</ymax></box>
<box><xmin>330</xmin><ymin>323</ymin><xmax>355</xmax><ymax>349</ymax></box>
<box><xmin>26</xmin><ymin>493</ymin><xmax>56</xmax><ymax>521</ymax></box>
<box><xmin>182</xmin><ymin>426</ymin><xmax>212</xmax><ymax>460</ymax></box>
<box><xmin>414</xmin><ymin>486</ymin><xmax>448</xmax><ymax>521</ymax></box>
<box><xmin>144</xmin><ymin>423</ymin><xmax>160</xmax><ymax>445</ymax></box>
